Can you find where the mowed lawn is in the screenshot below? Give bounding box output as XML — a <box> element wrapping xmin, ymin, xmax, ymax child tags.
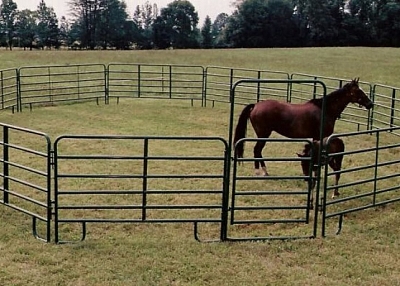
<box><xmin>0</xmin><ymin>48</ymin><xmax>399</xmax><ymax>286</ymax></box>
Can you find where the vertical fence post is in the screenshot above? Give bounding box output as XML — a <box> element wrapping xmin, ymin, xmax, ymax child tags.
<box><xmin>53</xmin><ymin>140</ymin><xmax>59</xmax><ymax>243</ymax></box>
<box><xmin>2</xmin><ymin>126</ymin><xmax>9</xmax><ymax>203</ymax></box>
<box><xmin>229</xmin><ymin>69</ymin><xmax>234</xmax><ymax>103</ymax></box>
<box><xmin>105</xmin><ymin>64</ymin><xmax>109</xmax><ymax>105</ymax></box>
<box><xmin>370</xmin><ymin>85</ymin><xmax>376</xmax><ymax>130</ymax></box>
<box><xmin>367</xmin><ymin>85</ymin><xmax>374</xmax><ymax>131</ymax></box>
<box><xmin>46</xmin><ymin>141</ymin><xmax>52</xmax><ymax>243</ymax></box>
<box><xmin>17</xmin><ymin>68</ymin><xmax>21</xmax><ymax>112</ymax></box>
<box><xmin>312</xmin><ymin>76</ymin><xmax>318</xmax><ymax>99</ymax></box>
<box><xmin>169</xmin><ymin>65</ymin><xmax>173</xmax><ymax>99</ymax></box>
<box><xmin>220</xmin><ymin>147</ymin><xmax>230</xmax><ymax>241</ymax></box>
<box><xmin>162</xmin><ymin>65</ymin><xmax>165</xmax><ymax>94</ymax></box>
<box><xmin>138</xmin><ymin>65</ymin><xmax>141</xmax><ymax>98</ymax></box>
<box><xmin>142</xmin><ymin>138</ymin><xmax>149</xmax><ymax>221</ymax></box>
<box><xmin>1</xmin><ymin>71</ymin><xmax>4</xmax><ymax>110</ymax></box>
<box><xmin>47</xmin><ymin>67</ymin><xmax>53</xmax><ymax>103</ymax></box>
<box><xmin>202</xmin><ymin>67</ymin><xmax>207</xmax><ymax>107</ymax></box>
<box><xmin>373</xmin><ymin>132</ymin><xmax>379</xmax><ymax>205</ymax></box>
<box><xmin>390</xmin><ymin>88</ymin><xmax>396</xmax><ymax>128</ymax></box>
<box><xmin>256</xmin><ymin>71</ymin><xmax>261</xmax><ymax>102</ymax></box>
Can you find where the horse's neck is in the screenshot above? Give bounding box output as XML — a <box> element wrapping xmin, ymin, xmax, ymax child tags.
<box><xmin>325</xmin><ymin>91</ymin><xmax>349</xmax><ymax>119</ymax></box>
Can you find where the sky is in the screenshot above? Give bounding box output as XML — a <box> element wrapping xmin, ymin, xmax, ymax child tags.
<box><xmin>14</xmin><ymin>0</ymin><xmax>236</xmax><ymax>23</ymax></box>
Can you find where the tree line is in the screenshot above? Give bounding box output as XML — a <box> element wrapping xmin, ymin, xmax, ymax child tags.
<box><xmin>1</xmin><ymin>0</ymin><xmax>400</xmax><ymax>50</ymax></box>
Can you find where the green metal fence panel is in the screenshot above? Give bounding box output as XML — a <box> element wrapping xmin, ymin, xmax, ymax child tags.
<box><xmin>229</xmin><ymin>138</ymin><xmax>318</xmax><ymax>241</ymax></box>
<box><xmin>0</xmin><ymin>68</ymin><xmax>18</xmax><ymax>112</ymax></box>
<box><xmin>321</xmin><ymin>127</ymin><xmax>400</xmax><ymax>236</ymax></box>
<box><xmin>107</xmin><ymin>64</ymin><xmax>204</xmax><ymax>104</ymax></box>
<box><xmin>226</xmin><ymin>79</ymin><xmax>328</xmax><ymax>241</ymax></box>
<box><xmin>0</xmin><ymin>123</ymin><xmax>52</xmax><ymax>242</ymax></box>
<box><xmin>18</xmin><ymin>64</ymin><xmax>107</xmax><ymax>110</ymax></box>
<box><xmin>53</xmin><ymin>135</ymin><xmax>229</xmax><ymax>243</ymax></box>
<box><xmin>204</xmin><ymin>66</ymin><xmax>290</xmax><ymax>106</ymax></box>
<box><xmin>371</xmin><ymin>84</ymin><xmax>400</xmax><ymax>134</ymax></box>
<box><xmin>290</xmin><ymin>73</ymin><xmax>373</xmax><ymax>131</ymax></box>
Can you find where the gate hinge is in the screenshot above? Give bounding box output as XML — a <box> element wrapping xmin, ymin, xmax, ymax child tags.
<box><xmin>50</xmin><ymin>150</ymin><xmax>55</xmax><ymax>168</ymax></box>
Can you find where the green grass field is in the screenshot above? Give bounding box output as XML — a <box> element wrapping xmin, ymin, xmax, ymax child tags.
<box><xmin>0</xmin><ymin>48</ymin><xmax>399</xmax><ymax>286</ymax></box>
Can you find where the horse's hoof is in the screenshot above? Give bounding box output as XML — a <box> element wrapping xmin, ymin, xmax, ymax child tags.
<box><xmin>261</xmin><ymin>167</ymin><xmax>269</xmax><ymax>176</ymax></box>
<box><xmin>255</xmin><ymin>168</ymin><xmax>269</xmax><ymax>176</ymax></box>
<box><xmin>331</xmin><ymin>192</ymin><xmax>340</xmax><ymax>199</ymax></box>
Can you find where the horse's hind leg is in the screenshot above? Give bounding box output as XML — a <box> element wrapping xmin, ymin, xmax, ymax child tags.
<box><xmin>253</xmin><ymin>140</ymin><xmax>268</xmax><ymax>176</ymax></box>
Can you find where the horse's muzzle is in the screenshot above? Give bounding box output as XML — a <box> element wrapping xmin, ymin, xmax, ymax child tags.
<box><xmin>365</xmin><ymin>102</ymin><xmax>374</xmax><ymax>109</ymax></box>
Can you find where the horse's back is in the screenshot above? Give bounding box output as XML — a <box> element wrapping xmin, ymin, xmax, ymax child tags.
<box><xmin>250</xmin><ymin>100</ymin><xmax>323</xmax><ymax>138</ymax></box>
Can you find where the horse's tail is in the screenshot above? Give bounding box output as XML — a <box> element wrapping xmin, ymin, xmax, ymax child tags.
<box><xmin>233</xmin><ymin>104</ymin><xmax>255</xmax><ymax>158</ymax></box>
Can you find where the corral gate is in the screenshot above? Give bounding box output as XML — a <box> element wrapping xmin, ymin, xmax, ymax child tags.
<box><xmin>225</xmin><ymin>79</ymin><xmax>328</xmax><ymax>240</ymax></box>
<box><xmin>229</xmin><ymin>138</ymin><xmax>319</xmax><ymax>240</ymax></box>
<box><xmin>0</xmin><ymin>123</ymin><xmax>52</xmax><ymax>242</ymax></box>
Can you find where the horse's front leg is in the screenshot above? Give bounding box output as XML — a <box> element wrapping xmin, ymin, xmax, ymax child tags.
<box><xmin>331</xmin><ymin>173</ymin><xmax>341</xmax><ymax>199</ymax></box>
<box><xmin>309</xmin><ymin>175</ymin><xmax>317</xmax><ymax>210</ymax></box>
<box><xmin>253</xmin><ymin>140</ymin><xmax>268</xmax><ymax>176</ymax></box>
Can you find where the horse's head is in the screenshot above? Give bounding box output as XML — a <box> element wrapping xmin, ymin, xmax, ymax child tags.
<box><xmin>344</xmin><ymin>78</ymin><xmax>373</xmax><ymax>109</ymax></box>
<box><xmin>296</xmin><ymin>143</ymin><xmax>313</xmax><ymax>176</ymax></box>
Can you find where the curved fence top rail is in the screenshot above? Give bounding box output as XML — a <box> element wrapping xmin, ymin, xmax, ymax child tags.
<box><xmin>0</xmin><ymin>63</ymin><xmax>398</xmax><ymax>134</ymax></box>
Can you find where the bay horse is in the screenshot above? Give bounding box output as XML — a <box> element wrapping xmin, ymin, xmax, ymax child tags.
<box><xmin>233</xmin><ymin>78</ymin><xmax>373</xmax><ymax>176</ymax></box>
<box><xmin>297</xmin><ymin>137</ymin><xmax>345</xmax><ymax>208</ymax></box>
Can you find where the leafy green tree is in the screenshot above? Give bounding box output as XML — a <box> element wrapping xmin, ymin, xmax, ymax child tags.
<box><xmin>97</xmin><ymin>0</ymin><xmax>130</xmax><ymax>49</ymax></box>
<box><xmin>37</xmin><ymin>0</ymin><xmax>60</xmax><ymax>49</ymax></box>
<box><xmin>16</xmin><ymin>9</ymin><xmax>38</xmax><ymax>50</ymax></box>
<box><xmin>342</xmin><ymin>0</ymin><xmax>376</xmax><ymax>45</ymax></box>
<box><xmin>69</xmin><ymin>0</ymin><xmax>102</xmax><ymax>49</ymax></box>
<box><xmin>211</xmin><ymin>13</ymin><xmax>229</xmax><ymax>47</ymax></box>
<box><xmin>153</xmin><ymin>0</ymin><xmax>200</xmax><ymax>49</ymax></box>
<box><xmin>0</xmin><ymin>0</ymin><xmax>18</xmax><ymax>50</ymax></box>
<box><xmin>226</xmin><ymin>0</ymin><xmax>299</xmax><ymax>47</ymax></box>
<box><xmin>201</xmin><ymin>15</ymin><xmax>212</xmax><ymax>48</ymax></box>
<box><xmin>59</xmin><ymin>16</ymin><xmax>71</xmax><ymax>47</ymax></box>
<box><xmin>132</xmin><ymin>1</ymin><xmax>158</xmax><ymax>49</ymax></box>
<box><xmin>68</xmin><ymin>21</ymin><xmax>83</xmax><ymax>49</ymax></box>
<box><xmin>375</xmin><ymin>1</ymin><xmax>400</xmax><ymax>46</ymax></box>
<box><xmin>304</xmin><ymin>0</ymin><xmax>345</xmax><ymax>46</ymax></box>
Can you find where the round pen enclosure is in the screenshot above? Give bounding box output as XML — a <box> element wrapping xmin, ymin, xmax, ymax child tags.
<box><xmin>0</xmin><ymin>64</ymin><xmax>399</xmax><ymax>243</ymax></box>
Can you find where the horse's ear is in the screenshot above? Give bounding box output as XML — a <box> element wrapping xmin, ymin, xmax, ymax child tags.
<box><xmin>353</xmin><ymin>77</ymin><xmax>359</xmax><ymax>84</ymax></box>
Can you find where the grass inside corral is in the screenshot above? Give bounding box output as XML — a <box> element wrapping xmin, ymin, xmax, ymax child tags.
<box><xmin>0</xmin><ymin>48</ymin><xmax>399</xmax><ymax>286</ymax></box>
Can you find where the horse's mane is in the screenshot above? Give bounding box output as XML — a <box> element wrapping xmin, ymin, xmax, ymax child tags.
<box><xmin>308</xmin><ymin>84</ymin><xmax>350</xmax><ymax>108</ymax></box>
